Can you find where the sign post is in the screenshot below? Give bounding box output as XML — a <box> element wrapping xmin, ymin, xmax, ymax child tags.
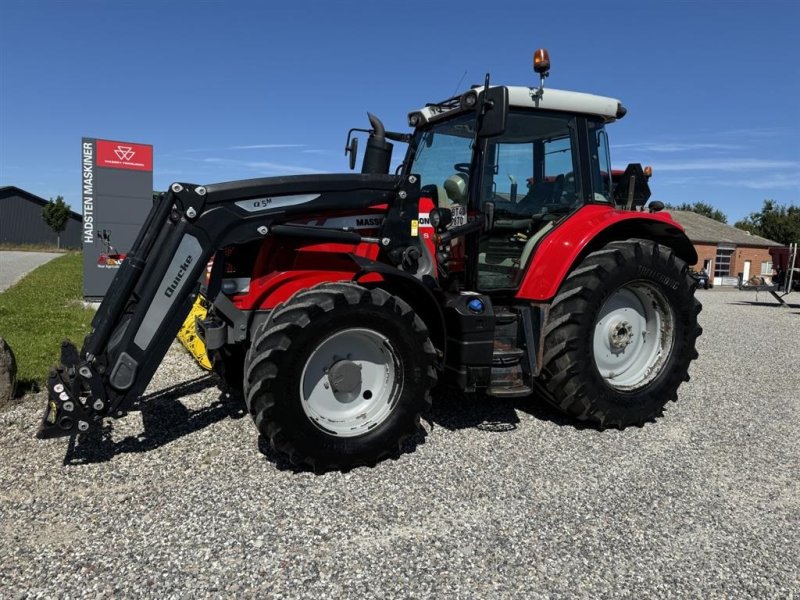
<box><xmin>82</xmin><ymin>138</ymin><xmax>153</xmax><ymax>299</ymax></box>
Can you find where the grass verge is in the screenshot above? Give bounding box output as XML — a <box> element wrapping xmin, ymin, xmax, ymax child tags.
<box><xmin>0</xmin><ymin>253</ymin><xmax>95</xmax><ymax>393</ymax></box>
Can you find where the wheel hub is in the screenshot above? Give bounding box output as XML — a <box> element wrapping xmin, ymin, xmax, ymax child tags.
<box><xmin>327</xmin><ymin>360</ymin><xmax>362</xmax><ymax>395</ymax></box>
<box><xmin>592</xmin><ymin>283</ymin><xmax>675</xmax><ymax>391</ymax></box>
<box><xmin>608</xmin><ymin>320</ymin><xmax>634</xmax><ymax>350</ymax></box>
<box><xmin>300</xmin><ymin>328</ymin><xmax>399</xmax><ymax>437</ymax></box>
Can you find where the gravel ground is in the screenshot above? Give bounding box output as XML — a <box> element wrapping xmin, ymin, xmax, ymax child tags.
<box><xmin>0</xmin><ymin>290</ymin><xmax>798</xmax><ymax>599</ymax></box>
<box><xmin>0</xmin><ymin>252</ymin><xmax>63</xmax><ymax>293</ymax></box>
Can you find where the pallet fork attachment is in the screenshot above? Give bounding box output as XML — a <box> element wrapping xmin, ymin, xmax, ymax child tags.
<box><xmin>37</xmin><ymin>173</ymin><xmax>419</xmax><ymax>439</ymax></box>
<box><xmin>176</xmin><ymin>295</ymin><xmax>213</xmax><ymax>370</ymax></box>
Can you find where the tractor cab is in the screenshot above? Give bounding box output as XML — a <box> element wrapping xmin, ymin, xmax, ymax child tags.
<box><xmin>404</xmin><ymin>52</ymin><xmax>635</xmax><ymax>292</ymax></box>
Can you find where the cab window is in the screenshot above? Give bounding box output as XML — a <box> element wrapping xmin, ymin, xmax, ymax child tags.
<box><xmin>588</xmin><ymin>119</ymin><xmax>613</xmax><ymax>203</ymax></box>
<box><xmin>408</xmin><ymin>115</ymin><xmax>475</xmax><ymax>209</ymax></box>
<box><xmin>477</xmin><ymin>111</ymin><xmax>580</xmax><ymax>291</ymax></box>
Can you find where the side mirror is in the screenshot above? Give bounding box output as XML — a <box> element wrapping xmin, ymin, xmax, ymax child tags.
<box><xmin>345</xmin><ymin>137</ymin><xmax>359</xmax><ymax>170</ymax></box>
<box><xmin>429</xmin><ymin>207</ymin><xmax>452</xmax><ymax>233</ymax></box>
<box><xmin>477</xmin><ymin>86</ymin><xmax>509</xmax><ymax>138</ymax></box>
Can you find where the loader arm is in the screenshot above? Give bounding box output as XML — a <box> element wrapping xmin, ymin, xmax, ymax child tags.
<box><xmin>38</xmin><ymin>172</ymin><xmax>420</xmax><ymax>439</ymax></box>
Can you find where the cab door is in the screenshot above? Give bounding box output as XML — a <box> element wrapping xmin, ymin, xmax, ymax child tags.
<box><xmin>476</xmin><ymin>111</ymin><xmax>582</xmax><ymax>292</ymax></box>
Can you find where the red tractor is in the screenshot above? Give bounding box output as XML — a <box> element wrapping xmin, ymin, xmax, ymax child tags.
<box><xmin>39</xmin><ymin>51</ymin><xmax>701</xmax><ymax>470</ymax></box>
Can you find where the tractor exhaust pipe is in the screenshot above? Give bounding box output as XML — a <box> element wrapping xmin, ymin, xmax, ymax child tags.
<box><xmin>361</xmin><ymin>113</ymin><xmax>393</xmax><ymax>174</ymax></box>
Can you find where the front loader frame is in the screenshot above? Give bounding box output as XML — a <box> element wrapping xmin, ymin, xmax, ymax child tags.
<box><xmin>39</xmin><ymin>173</ymin><xmax>423</xmax><ymax>439</ymax></box>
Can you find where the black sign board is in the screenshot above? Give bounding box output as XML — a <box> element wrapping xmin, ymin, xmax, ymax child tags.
<box><xmin>82</xmin><ymin>138</ymin><xmax>153</xmax><ymax>299</ymax></box>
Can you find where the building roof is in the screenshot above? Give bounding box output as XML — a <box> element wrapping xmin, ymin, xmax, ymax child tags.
<box><xmin>668</xmin><ymin>210</ymin><xmax>781</xmax><ymax>247</ymax></box>
<box><xmin>0</xmin><ymin>186</ymin><xmax>81</xmax><ymax>220</ymax></box>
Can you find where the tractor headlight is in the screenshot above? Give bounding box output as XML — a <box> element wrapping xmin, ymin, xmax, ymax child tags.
<box><xmin>429</xmin><ymin>208</ymin><xmax>452</xmax><ymax>232</ymax></box>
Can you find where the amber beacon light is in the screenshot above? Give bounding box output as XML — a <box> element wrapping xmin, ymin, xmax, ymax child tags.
<box><xmin>533</xmin><ymin>48</ymin><xmax>551</xmax><ymax>74</ymax></box>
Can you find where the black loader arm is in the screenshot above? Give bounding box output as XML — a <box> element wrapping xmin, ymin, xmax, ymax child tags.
<box><xmin>38</xmin><ymin>172</ymin><xmax>420</xmax><ymax>439</ymax></box>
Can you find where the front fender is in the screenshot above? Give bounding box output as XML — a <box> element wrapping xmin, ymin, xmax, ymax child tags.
<box><xmin>350</xmin><ymin>255</ymin><xmax>446</xmax><ymax>366</ymax></box>
<box><xmin>516</xmin><ymin>205</ymin><xmax>695</xmax><ymax>301</ymax></box>
<box><xmin>241</xmin><ymin>250</ymin><xmax>446</xmax><ymax>364</ymax></box>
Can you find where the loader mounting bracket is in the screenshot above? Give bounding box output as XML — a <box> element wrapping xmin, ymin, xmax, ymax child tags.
<box><xmin>37</xmin><ymin>342</ymin><xmax>108</xmax><ymax>439</ymax></box>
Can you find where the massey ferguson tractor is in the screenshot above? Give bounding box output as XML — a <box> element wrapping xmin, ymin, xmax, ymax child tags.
<box><xmin>39</xmin><ymin>50</ymin><xmax>702</xmax><ymax>469</ymax></box>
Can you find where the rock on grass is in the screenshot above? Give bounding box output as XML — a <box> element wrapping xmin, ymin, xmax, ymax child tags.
<box><xmin>0</xmin><ymin>337</ymin><xmax>17</xmax><ymax>405</ymax></box>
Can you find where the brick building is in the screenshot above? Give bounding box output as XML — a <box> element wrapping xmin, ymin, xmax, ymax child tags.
<box><xmin>668</xmin><ymin>210</ymin><xmax>782</xmax><ymax>286</ymax></box>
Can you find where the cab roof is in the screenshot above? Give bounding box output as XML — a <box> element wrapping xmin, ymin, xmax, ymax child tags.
<box><xmin>506</xmin><ymin>87</ymin><xmax>623</xmax><ymax>121</ymax></box>
<box><xmin>409</xmin><ymin>86</ymin><xmax>625</xmax><ymax>129</ymax></box>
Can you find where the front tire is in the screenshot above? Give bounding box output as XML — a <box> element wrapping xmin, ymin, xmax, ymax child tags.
<box><xmin>211</xmin><ymin>344</ymin><xmax>246</xmax><ymax>392</ymax></box>
<box><xmin>244</xmin><ymin>282</ymin><xmax>437</xmax><ymax>470</ymax></box>
<box><xmin>539</xmin><ymin>239</ymin><xmax>702</xmax><ymax>427</ymax></box>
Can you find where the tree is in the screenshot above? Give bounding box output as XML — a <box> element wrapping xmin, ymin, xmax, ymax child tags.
<box><xmin>734</xmin><ymin>200</ymin><xmax>800</xmax><ymax>246</ymax></box>
<box><xmin>41</xmin><ymin>196</ymin><xmax>71</xmax><ymax>249</ymax></box>
<box><xmin>664</xmin><ymin>201</ymin><xmax>727</xmax><ymax>223</ymax></box>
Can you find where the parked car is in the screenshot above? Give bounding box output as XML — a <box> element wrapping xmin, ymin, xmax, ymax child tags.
<box><xmin>691</xmin><ymin>269</ymin><xmax>711</xmax><ymax>290</ymax></box>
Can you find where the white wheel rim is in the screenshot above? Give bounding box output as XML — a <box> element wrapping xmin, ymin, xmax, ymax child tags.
<box><xmin>592</xmin><ymin>282</ymin><xmax>675</xmax><ymax>391</ymax></box>
<box><xmin>300</xmin><ymin>328</ymin><xmax>400</xmax><ymax>437</ymax></box>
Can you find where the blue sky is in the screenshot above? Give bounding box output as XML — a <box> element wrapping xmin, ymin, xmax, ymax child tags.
<box><xmin>1</xmin><ymin>0</ymin><xmax>798</xmax><ymax>223</ymax></box>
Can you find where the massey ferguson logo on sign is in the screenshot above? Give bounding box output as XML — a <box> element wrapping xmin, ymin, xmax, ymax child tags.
<box><xmin>96</xmin><ymin>139</ymin><xmax>153</xmax><ymax>171</ymax></box>
<box><xmin>114</xmin><ymin>146</ymin><xmax>136</xmax><ymax>161</ymax></box>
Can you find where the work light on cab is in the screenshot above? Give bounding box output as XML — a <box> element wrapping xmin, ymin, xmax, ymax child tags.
<box><xmin>460</xmin><ymin>91</ymin><xmax>478</xmax><ymax>110</ymax></box>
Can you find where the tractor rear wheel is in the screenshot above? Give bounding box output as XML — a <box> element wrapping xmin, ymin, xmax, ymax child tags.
<box><xmin>539</xmin><ymin>239</ymin><xmax>701</xmax><ymax>427</ymax></box>
<box><xmin>244</xmin><ymin>282</ymin><xmax>437</xmax><ymax>470</ymax></box>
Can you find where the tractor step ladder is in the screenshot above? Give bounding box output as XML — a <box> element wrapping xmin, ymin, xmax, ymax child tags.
<box><xmin>487</xmin><ymin>309</ymin><xmax>532</xmax><ymax>398</ymax></box>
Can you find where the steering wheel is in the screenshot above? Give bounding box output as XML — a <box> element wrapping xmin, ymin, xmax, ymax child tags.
<box><xmin>454</xmin><ymin>163</ymin><xmax>471</xmax><ymax>174</ymax></box>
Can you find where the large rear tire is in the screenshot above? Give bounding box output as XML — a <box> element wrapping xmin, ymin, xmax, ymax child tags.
<box><xmin>539</xmin><ymin>239</ymin><xmax>701</xmax><ymax>427</ymax></box>
<box><xmin>244</xmin><ymin>282</ymin><xmax>437</xmax><ymax>470</ymax></box>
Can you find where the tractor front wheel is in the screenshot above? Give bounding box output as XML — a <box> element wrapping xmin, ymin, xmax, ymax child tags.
<box><xmin>244</xmin><ymin>282</ymin><xmax>437</xmax><ymax>470</ymax></box>
<box><xmin>211</xmin><ymin>344</ymin><xmax>246</xmax><ymax>392</ymax></box>
<box><xmin>540</xmin><ymin>239</ymin><xmax>701</xmax><ymax>427</ymax></box>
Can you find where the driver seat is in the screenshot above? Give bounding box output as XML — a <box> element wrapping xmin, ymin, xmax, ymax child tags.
<box><xmin>443</xmin><ymin>172</ymin><xmax>468</xmax><ymax>207</ymax></box>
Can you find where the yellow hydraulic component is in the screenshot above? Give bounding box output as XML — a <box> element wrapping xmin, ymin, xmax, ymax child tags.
<box><xmin>177</xmin><ymin>295</ymin><xmax>212</xmax><ymax>370</ymax></box>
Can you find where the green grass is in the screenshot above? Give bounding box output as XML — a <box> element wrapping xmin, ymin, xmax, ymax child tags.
<box><xmin>0</xmin><ymin>253</ymin><xmax>95</xmax><ymax>393</ymax></box>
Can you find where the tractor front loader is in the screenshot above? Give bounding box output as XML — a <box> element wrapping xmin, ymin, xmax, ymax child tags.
<box><xmin>39</xmin><ymin>50</ymin><xmax>701</xmax><ymax>470</ymax></box>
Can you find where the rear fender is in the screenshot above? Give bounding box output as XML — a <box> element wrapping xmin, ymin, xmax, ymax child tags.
<box><xmin>517</xmin><ymin>205</ymin><xmax>696</xmax><ymax>301</ymax></box>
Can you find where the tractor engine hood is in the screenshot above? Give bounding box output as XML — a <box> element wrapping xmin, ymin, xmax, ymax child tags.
<box><xmin>204</xmin><ymin>173</ymin><xmax>401</xmax><ymax>206</ymax></box>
